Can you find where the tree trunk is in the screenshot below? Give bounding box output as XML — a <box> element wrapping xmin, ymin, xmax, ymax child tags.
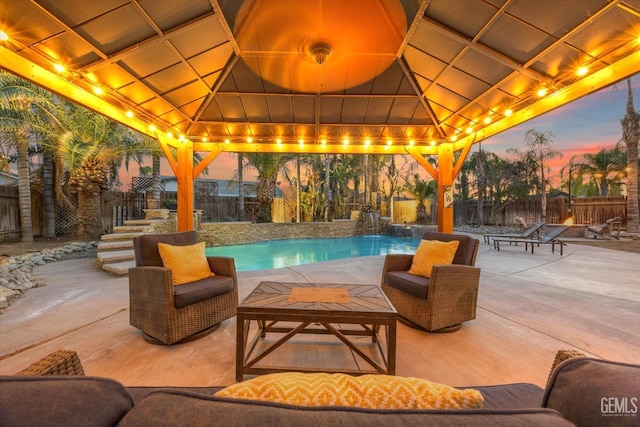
<box><xmin>43</xmin><ymin>151</ymin><xmax>56</xmax><ymax>238</ymax></box>
<box><xmin>295</xmin><ymin>156</ymin><xmax>300</xmax><ymax>222</ymax></box>
<box><xmin>150</xmin><ymin>154</ymin><xmax>161</xmax><ymax>208</ymax></box>
<box><xmin>238</xmin><ymin>154</ymin><xmax>245</xmax><ymax>221</ymax></box>
<box><xmin>621</xmin><ymin>78</ymin><xmax>639</xmax><ymax>234</ymax></box>
<box><xmin>17</xmin><ymin>136</ymin><xmax>34</xmax><ymax>242</ymax></box>
<box><xmin>476</xmin><ymin>145</ymin><xmax>485</xmax><ymax>225</ymax></box>
<box><xmin>74</xmin><ymin>186</ymin><xmax>103</xmax><ymax>240</ymax></box>
<box><xmin>256</xmin><ymin>177</ymin><xmax>273</xmax><ymax>223</ymax></box>
<box><xmin>416</xmin><ymin>202</ymin><xmax>427</xmax><ymax>224</ymax></box>
<box><xmin>324</xmin><ymin>155</ymin><xmax>331</xmax><ymax>221</ymax></box>
<box><xmin>539</xmin><ymin>149</ymin><xmax>547</xmax><ymax>223</ymax></box>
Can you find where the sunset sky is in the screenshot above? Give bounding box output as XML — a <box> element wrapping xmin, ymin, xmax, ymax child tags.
<box><xmin>122</xmin><ymin>73</ymin><xmax>639</xmax><ymax>191</ymax></box>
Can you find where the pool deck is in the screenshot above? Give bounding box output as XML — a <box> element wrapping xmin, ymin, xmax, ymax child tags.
<box><xmin>1</xmin><ymin>234</ymin><xmax>638</xmax><ymax>388</ymax></box>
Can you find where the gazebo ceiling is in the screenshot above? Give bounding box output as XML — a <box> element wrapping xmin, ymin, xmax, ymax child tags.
<box><xmin>1</xmin><ymin>0</ymin><xmax>640</xmax><ymax>153</ymax></box>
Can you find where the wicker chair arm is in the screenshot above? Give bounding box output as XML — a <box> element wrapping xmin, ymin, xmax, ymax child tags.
<box><xmin>128</xmin><ymin>266</ymin><xmax>175</xmax><ymax>302</ymax></box>
<box><xmin>382</xmin><ymin>254</ymin><xmax>414</xmax><ymax>274</ymax></box>
<box><xmin>428</xmin><ymin>264</ymin><xmax>481</xmax><ymax>294</ymax></box>
<box><xmin>206</xmin><ymin>256</ymin><xmax>237</xmax><ymax>281</ymax></box>
<box><xmin>15</xmin><ymin>350</ymin><xmax>85</xmax><ymax>376</ymax></box>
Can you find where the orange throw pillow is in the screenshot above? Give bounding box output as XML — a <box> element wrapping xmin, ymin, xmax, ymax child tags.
<box><xmin>408</xmin><ymin>239</ymin><xmax>459</xmax><ymax>278</ymax></box>
<box><xmin>157</xmin><ymin>241</ymin><xmax>213</xmax><ymax>285</ymax></box>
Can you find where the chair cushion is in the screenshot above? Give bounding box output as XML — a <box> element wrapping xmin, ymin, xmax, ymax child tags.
<box><xmin>385</xmin><ymin>271</ymin><xmax>429</xmax><ymax>299</ymax></box>
<box><xmin>214</xmin><ymin>372</ymin><xmax>484</xmax><ymax>410</ymax></box>
<box><xmin>422</xmin><ymin>232</ymin><xmax>477</xmax><ymax>266</ymax></box>
<box><xmin>408</xmin><ymin>240</ymin><xmax>459</xmax><ymax>278</ymax></box>
<box><xmin>134</xmin><ymin>231</ymin><xmax>200</xmax><ymax>267</ymax></box>
<box><xmin>158</xmin><ymin>241</ymin><xmax>213</xmax><ymax>285</ymax></box>
<box><xmin>174</xmin><ymin>275</ymin><xmax>235</xmax><ymax>309</ymax></box>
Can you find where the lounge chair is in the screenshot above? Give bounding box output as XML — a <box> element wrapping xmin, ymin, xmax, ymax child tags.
<box><xmin>586</xmin><ymin>216</ymin><xmax>622</xmax><ymax>240</ymax></box>
<box><xmin>483</xmin><ymin>221</ymin><xmax>546</xmax><ymax>244</ymax></box>
<box><xmin>494</xmin><ymin>225</ymin><xmax>569</xmax><ymax>255</ymax></box>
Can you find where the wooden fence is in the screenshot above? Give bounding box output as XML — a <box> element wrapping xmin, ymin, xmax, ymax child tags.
<box><xmin>0</xmin><ymin>186</ymin><xmax>20</xmax><ymax>241</ymax></box>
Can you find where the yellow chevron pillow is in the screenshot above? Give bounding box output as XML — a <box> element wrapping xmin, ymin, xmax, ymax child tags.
<box><xmin>215</xmin><ymin>372</ymin><xmax>483</xmax><ymax>410</ymax></box>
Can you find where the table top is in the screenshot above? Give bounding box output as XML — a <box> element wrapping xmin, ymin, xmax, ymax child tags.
<box><xmin>238</xmin><ymin>281</ymin><xmax>396</xmax><ymax>315</ymax></box>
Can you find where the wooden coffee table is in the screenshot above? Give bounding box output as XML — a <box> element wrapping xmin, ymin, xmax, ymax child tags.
<box><xmin>236</xmin><ymin>281</ymin><xmax>397</xmax><ymax>381</ymax></box>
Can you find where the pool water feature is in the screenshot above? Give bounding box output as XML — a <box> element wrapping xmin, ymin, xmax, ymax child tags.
<box><xmin>205</xmin><ymin>235</ymin><xmax>421</xmax><ymax>271</ymax></box>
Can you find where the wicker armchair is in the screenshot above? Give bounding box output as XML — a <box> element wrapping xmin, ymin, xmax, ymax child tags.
<box><xmin>15</xmin><ymin>350</ymin><xmax>85</xmax><ymax>376</ymax></box>
<box><xmin>381</xmin><ymin>232</ymin><xmax>480</xmax><ymax>332</ymax></box>
<box><xmin>129</xmin><ymin>231</ymin><xmax>238</xmax><ymax>345</ymax></box>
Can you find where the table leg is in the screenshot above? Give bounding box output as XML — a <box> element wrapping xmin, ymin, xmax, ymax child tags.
<box><xmin>387</xmin><ymin>319</ymin><xmax>397</xmax><ymax>375</ymax></box>
<box><xmin>236</xmin><ymin>313</ymin><xmax>246</xmax><ymax>382</ymax></box>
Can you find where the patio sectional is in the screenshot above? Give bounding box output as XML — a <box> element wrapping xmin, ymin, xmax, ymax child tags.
<box><xmin>2</xmin><ymin>352</ymin><xmax>638</xmax><ymax>426</ymax></box>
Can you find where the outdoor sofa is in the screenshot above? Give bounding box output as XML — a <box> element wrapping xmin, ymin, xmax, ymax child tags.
<box><xmin>2</xmin><ymin>350</ymin><xmax>638</xmax><ymax>427</ymax></box>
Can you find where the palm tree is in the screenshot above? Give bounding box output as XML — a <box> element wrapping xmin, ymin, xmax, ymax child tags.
<box><xmin>573</xmin><ymin>143</ymin><xmax>627</xmax><ymax>196</ymax></box>
<box><xmin>51</xmin><ymin>103</ymin><xmax>156</xmax><ymax>239</ymax></box>
<box><xmin>524</xmin><ymin>129</ymin><xmax>562</xmax><ymax>222</ymax></box>
<box><xmin>242</xmin><ymin>153</ymin><xmax>293</xmax><ymax>222</ymax></box>
<box><xmin>621</xmin><ymin>78</ymin><xmax>639</xmax><ymax>234</ymax></box>
<box><xmin>0</xmin><ymin>72</ymin><xmax>64</xmax><ymax>242</ymax></box>
<box><xmin>407</xmin><ymin>173</ymin><xmax>437</xmax><ymax>224</ymax></box>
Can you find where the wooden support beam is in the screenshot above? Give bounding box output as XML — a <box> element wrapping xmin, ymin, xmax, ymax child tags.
<box><xmin>176</xmin><ymin>140</ymin><xmax>194</xmax><ymax>232</ymax></box>
<box><xmin>436</xmin><ymin>143</ymin><xmax>454</xmax><ymax>233</ymax></box>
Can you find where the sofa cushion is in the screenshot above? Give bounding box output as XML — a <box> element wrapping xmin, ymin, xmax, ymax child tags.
<box><xmin>173</xmin><ymin>274</ymin><xmax>235</xmax><ymax>308</ymax></box>
<box><xmin>408</xmin><ymin>239</ymin><xmax>459</xmax><ymax>278</ymax></box>
<box><xmin>119</xmin><ymin>390</ymin><xmax>573</xmax><ymax>426</ymax></box>
<box><xmin>385</xmin><ymin>271</ymin><xmax>429</xmax><ymax>299</ymax></box>
<box><xmin>0</xmin><ymin>376</ymin><xmax>133</xmax><ymax>427</ymax></box>
<box><xmin>215</xmin><ymin>372</ymin><xmax>484</xmax><ymax>410</ymax></box>
<box><xmin>542</xmin><ymin>357</ymin><xmax>640</xmax><ymax>427</ymax></box>
<box><xmin>474</xmin><ymin>383</ymin><xmax>544</xmax><ymax>410</ymax></box>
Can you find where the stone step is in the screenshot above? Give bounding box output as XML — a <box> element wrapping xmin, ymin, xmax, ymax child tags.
<box><xmin>124</xmin><ymin>219</ymin><xmax>158</xmax><ymax>226</ymax></box>
<box><xmin>97</xmin><ymin>249</ymin><xmax>134</xmax><ymax>266</ymax></box>
<box><xmin>114</xmin><ymin>225</ymin><xmax>153</xmax><ymax>233</ymax></box>
<box><xmin>97</xmin><ymin>240</ymin><xmax>134</xmax><ymax>251</ymax></box>
<box><xmin>101</xmin><ymin>232</ymin><xmax>143</xmax><ymax>242</ymax></box>
<box><xmin>101</xmin><ymin>260</ymin><xmax>135</xmax><ymax>276</ymax></box>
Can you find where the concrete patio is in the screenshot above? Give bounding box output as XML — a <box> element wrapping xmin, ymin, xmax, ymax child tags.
<box><xmin>1</xmin><ymin>235</ymin><xmax>638</xmax><ymax>389</ymax></box>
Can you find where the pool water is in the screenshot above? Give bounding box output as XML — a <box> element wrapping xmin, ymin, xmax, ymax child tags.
<box><xmin>205</xmin><ymin>235</ymin><xmax>421</xmax><ymax>271</ymax></box>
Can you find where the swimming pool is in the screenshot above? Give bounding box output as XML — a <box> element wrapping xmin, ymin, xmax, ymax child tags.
<box><xmin>205</xmin><ymin>235</ymin><xmax>421</xmax><ymax>271</ymax></box>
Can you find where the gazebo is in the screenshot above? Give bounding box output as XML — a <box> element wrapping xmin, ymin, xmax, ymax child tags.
<box><xmin>1</xmin><ymin>0</ymin><xmax>638</xmax><ymax>231</ymax></box>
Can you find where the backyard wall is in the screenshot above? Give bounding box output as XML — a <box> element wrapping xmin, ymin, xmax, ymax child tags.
<box><xmin>142</xmin><ymin>210</ymin><xmax>360</xmax><ymax>246</ymax></box>
<box><xmin>197</xmin><ymin>220</ymin><xmax>358</xmax><ymax>247</ymax></box>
